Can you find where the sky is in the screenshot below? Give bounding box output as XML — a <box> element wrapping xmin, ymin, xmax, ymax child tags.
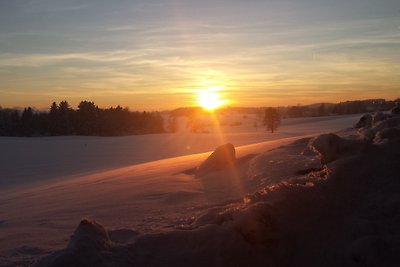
<box><xmin>0</xmin><ymin>0</ymin><xmax>399</xmax><ymax>110</ymax></box>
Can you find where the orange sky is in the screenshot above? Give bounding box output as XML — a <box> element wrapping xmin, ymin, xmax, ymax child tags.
<box><xmin>0</xmin><ymin>1</ymin><xmax>399</xmax><ymax>110</ymax></box>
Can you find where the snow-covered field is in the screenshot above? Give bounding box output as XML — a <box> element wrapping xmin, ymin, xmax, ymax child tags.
<box><xmin>0</xmin><ymin>114</ymin><xmax>359</xmax><ymax>187</ymax></box>
<box><xmin>1</xmin><ymin>113</ymin><xmax>399</xmax><ymax>266</ymax></box>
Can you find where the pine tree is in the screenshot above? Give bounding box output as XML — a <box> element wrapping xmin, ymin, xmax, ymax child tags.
<box><xmin>58</xmin><ymin>100</ymin><xmax>73</xmax><ymax>135</ymax></box>
<box><xmin>76</xmin><ymin>101</ymin><xmax>99</xmax><ymax>135</ymax></box>
<box><xmin>21</xmin><ymin>107</ymin><xmax>35</xmax><ymax>136</ymax></box>
<box><xmin>49</xmin><ymin>102</ymin><xmax>59</xmax><ymax>135</ymax></box>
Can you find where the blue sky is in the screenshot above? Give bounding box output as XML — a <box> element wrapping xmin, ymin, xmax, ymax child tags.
<box><xmin>0</xmin><ymin>0</ymin><xmax>399</xmax><ymax>109</ymax></box>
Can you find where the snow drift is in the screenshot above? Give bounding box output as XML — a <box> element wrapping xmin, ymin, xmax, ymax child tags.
<box><xmin>33</xmin><ymin>113</ymin><xmax>400</xmax><ymax>267</ymax></box>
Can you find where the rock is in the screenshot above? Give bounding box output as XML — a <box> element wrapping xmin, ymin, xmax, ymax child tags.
<box><xmin>67</xmin><ymin>219</ymin><xmax>112</xmax><ymax>251</ymax></box>
<box><xmin>310</xmin><ymin>133</ymin><xmax>368</xmax><ymax>164</ymax></box>
<box><xmin>33</xmin><ymin>219</ymin><xmax>117</xmax><ymax>267</ymax></box>
<box><xmin>196</xmin><ymin>143</ymin><xmax>236</xmax><ymax>177</ymax></box>
<box><xmin>391</xmin><ymin>103</ymin><xmax>400</xmax><ymax>115</ymax></box>
<box><xmin>354</xmin><ymin>114</ymin><xmax>372</xmax><ymax>129</ymax></box>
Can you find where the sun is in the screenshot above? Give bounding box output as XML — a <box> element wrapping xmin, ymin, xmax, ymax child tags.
<box><xmin>198</xmin><ymin>88</ymin><xmax>225</xmax><ymax>111</ymax></box>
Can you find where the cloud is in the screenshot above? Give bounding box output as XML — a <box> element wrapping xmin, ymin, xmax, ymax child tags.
<box><xmin>0</xmin><ymin>50</ymin><xmax>153</xmax><ymax>67</ymax></box>
<box><xmin>19</xmin><ymin>0</ymin><xmax>92</xmax><ymax>13</ymax></box>
<box><xmin>0</xmin><ymin>10</ymin><xmax>399</xmax><ymax>108</ymax></box>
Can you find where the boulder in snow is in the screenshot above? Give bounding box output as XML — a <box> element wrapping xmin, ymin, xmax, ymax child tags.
<box><xmin>310</xmin><ymin>133</ymin><xmax>368</xmax><ymax>164</ymax></box>
<box><xmin>67</xmin><ymin>218</ymin><xmax>112</xmax><ymax>251</ymax></box>
<box><xmin>32</xmin><ymin>219</ymin><xmax>136</xmax><ymax>267</ymax></box>
<box><xmin>196</xmin><ymin>143</ymin><xmax>236</xmax><ymax>177</ymax></box>
<box><xmin>391</xmin><ymin>103</ymin><xmax>400</xmax><ymax>115</ymax></box>
<box><xmin>354</xmin><ymin>114</ymin><xmax>372</xmax><ymax>129</ymax></box>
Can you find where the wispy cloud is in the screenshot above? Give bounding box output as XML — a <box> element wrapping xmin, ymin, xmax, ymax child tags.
<box><xmin>19</xmin><ymin>0</ymin><xmax>92</xmax><ymax>13</ymax></box>
<box><xmin>0</xmin><ymin>50</ymin><xmax>153</xmax><ymax>67</ymax></box>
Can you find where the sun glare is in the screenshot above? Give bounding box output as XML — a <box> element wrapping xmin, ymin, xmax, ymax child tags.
<box><xmin>198</xmin><ymin>88</ymin><xmax>225</xmax><ymax>111</ymax></box>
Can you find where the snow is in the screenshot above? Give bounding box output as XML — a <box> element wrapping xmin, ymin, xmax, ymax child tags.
<box><xmin>2</xmin><ymin>113</ymin><xmax>398</xmax><ymax>266</ymax></box>
<box><xmin>0</xmin><ymin>114</ymin><xmax>360</xmax><ymax>187</ymax></box>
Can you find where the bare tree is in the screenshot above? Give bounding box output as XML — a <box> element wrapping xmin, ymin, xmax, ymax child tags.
<box><xmin>263</xmin><ymin>107</ymin><xmax>281</xmax><ymax>133</ymax></box>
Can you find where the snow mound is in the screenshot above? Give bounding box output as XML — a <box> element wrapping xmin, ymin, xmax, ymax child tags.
<box><xmin>372</xmin><ymin>111</ymin><xmax>389</xmax><ymax>125</ymax></box>
<box><xmin>374</xmin><ymin>127</ymin><xmax>400</xmax><ymax>143</ymax></box>
<box><xmin>354</xmin><ymin>111</ymin><xmax>400</xmax><ymax>142</ymax></box>
<box><xmin>108</xmin><ymin>229</ymin><xmax>140</xmax><ymax>244</ymax></box>
<box><xmin>360</xmin><ymin>117</ymin><xmax>400</xmax><ymax>142</ymax></box>
<box><xmin>246</xmin><ymin>137</ymin><xmax>321</xmax><ymax>185</ymax></box>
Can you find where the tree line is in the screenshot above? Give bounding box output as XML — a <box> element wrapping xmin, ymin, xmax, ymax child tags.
<box><xmin>284</xmin><ymin>99</ymin><xmax>397</xmax><ymax>118</ymax></box>
<box><xmin>259</xmin><ymin>99</ymin><xmax>398</xmax><ymax>133</ymax></box>
<box><xmin>1</xmin><ymin>98</ymin><xmax>397</xmax><ymax>137</ymax></box>
<box><xmin>0</xmin><ymin>101</ymin><xmax>164</xmax><ymax>137</ymax></box>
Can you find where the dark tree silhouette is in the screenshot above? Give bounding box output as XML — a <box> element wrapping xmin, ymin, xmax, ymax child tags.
<box><xmin>288</xmin><ymin>105</ymin><xmax>309</xmax><ymax>118</ymax></box>
<box><xmin>76</xmin><ymin>101</ymin><xmax>99</xmax><ymax>135</ymax></box>
<box><xmin>263</xmin><ymin>107</ymin><xmax>281</xmax><ymax>133</ymax></box>
<box><xmin>49</xmin><ymin>102</ymin><xmax>59</xmax><ymax>135</ymax></box>
<box><xmin>58</xmin><ymin>100</ymin><xmax>73</xmax><ymax>135</ymax></box>
<box><xmin>318</xmin><ymin>104</ymin><xmax>327</xmax><ymax>116</ymax></box>
<box><xmin>0</xmin><ymin>108</ymin><xmax>20</xmax><ymax>136</ymax></box>
<box><xmin>0</xmin><ymin>101</ymin><xmax>165</xmax><ymax>137</ymax></box>
<box><xmin>20</xmin><ymin>107</ymin><xmax>35</xmax><ymax>136</ymax></box>
<box><xmin>1</xmin><ymin>98</ymin><xmax>395</xmax><ymax>137</ymax></box>
<box><xmin>167</xmin><ymin>115</ymin><xmax>178</xmax><ymax>133</ymax></box>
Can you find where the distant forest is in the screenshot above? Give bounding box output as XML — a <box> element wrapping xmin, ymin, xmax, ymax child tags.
<box><xmin>0</xmin><ymin>98</ymin><xmax>398</xmax><ymax>137</ymax></box>
<box><xmin>0</xmin><ymin>101</ymin><xmax>164</xmax><ymax>137</ymax></box>
<box><xmin>171</xmin><ymin>98</ymin><xmax>398</xmax><ymax>119</ymax></box>
<box><xmin>281</xmin><ymin>98</ymin><xmax>398</xmax><ymax>118</ymax></box>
